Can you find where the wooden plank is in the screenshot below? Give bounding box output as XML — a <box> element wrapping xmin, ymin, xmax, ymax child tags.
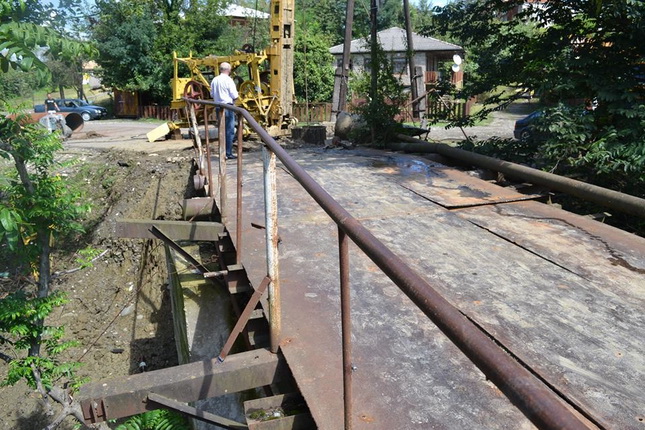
<box><xmin>116</xmin><ymin>219</ymin><xmax>225</xmax><ymax>241</ymax></box>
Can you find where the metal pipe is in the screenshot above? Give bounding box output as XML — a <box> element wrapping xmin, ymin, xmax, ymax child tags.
<box><xmin>262</xmin><ymin>145</ymin><xmax>281</xmax><ymax>354</ymax></box>
<box><xmin>204</xmin><ymin>106</ymin><xmax>214</xmax><ymax>198</ymax></box>
<box><xmin>218</xmin><ymin>108</ymin><xmax>227</xmax><ymax>224</ymax></box>
<box><xmin>390</xmin><ymin>137</ymin><xmax>645</xmax><ymax>218</ymax></box>
<box><xmin>339</xmin><ymin>228</ymin><xmax>352</xmax><ymax>430</ymax></box>
<box><xmin>236</xmin><ymin>113</ymin><xmax>244</xmax><ymax>264</ymax></box>
<box><xmin>184</xmin><ymin>98</ymin><xmax>590</xmax><ymax>429</ymax></box>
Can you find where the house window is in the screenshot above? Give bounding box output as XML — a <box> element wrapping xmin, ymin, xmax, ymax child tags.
<box><xmin>393</xmin><ymin>58</ymin><xmax>408</xmax><ymax>75</ymax></box>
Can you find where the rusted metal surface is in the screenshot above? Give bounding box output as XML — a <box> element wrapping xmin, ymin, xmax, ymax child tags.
<box><xmin>289</xmin><ymin>150</ymin><xmax>643</xmax><ymax>428</ymax></box>
<box><xmin>399</xmin><ymin>166</ymin><xmax>541</xmax><ymax>208</ymax></box>
<box><xmin>181</xmin><ymin>197</ymin><xmax>218</xmax><ymax>220</ymax></box>
<box><xmin>116</xmin><ymin>219</ymin><xmax>225</xmax><ymax>241</ymax></box>
<box><xmin>147</xmin><ymin>393</ymin><xmax>248</xmax><ymax>429</ymax></box>
<box><xmin>263</xmin><ymin>145</ymin><xmax>281</xmax><ymax>354</ymax></box>
<box><xmin>390</xmin><ymin>138</ymin><xmax>645</xmax><ymax>218</ymax></box>
<box><xmin>339</xmin><ymin>227</ymin><xmax>353</xmax><ymax>430</ymax></box>
<box><xmin>454</xmin><ymin>201</ymin><xmax>645</xmax><ymax>297</ymax></box>
<box><xmin>235</xmin><ymin>159</ymin><xmax>536</xmax><ymax>429</ymax></box>
<box><xmin>219</xmin><ymin>276</ymin><xmax>271</xmax><ymax>362</ymax></box>
<box><xmin>79</xmin><ymin>348</ymin><xmax>288</xmax><ymax>423</ymax></box>
<box><xmin>184</xmin><ymin>99</ymin><xmax>634</xmax><ymax>429</ymax></box>
<box><xmin>10</xmin><ymin>111</ymin><xmax>84</xmax><ymax>132</ymax></box>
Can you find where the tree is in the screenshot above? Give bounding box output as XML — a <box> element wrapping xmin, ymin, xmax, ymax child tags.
<box><xmin>294</xmin><ymin>30</ymin><xmax>335</xmax><ymax>103</ymax></box>
<box><xmin>0</xmin><ymin>106</ymin><xmax>92</xmax><ymax>428</ymax></box>
<box><xmin>91</xmin><ymin>0</ymin><xmax>236</xmax><ymax>102</ymax></box>
<box><xmin>349</xmin><ymin>39</ymin><xmax>407</xmax><ymax>144</ymax></box>
<box><xmin>91</xmin><ymin>1</ymin><xmax>166</xmax><ymax>100</ymax></box>
<box><xmin>1</xmin><ymin>2</ymin><xmax>96</xmax><ymax>427</ymax></box>
<box><xmin>428</xmin><ymin>0</ymin><xmax>645</xmax><ymax>195</ymax></box>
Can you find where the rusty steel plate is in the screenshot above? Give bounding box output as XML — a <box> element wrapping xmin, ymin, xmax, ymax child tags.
<box><xmin>227</xmin><ymin>150</ymin><xmax>538</xmax><ymax>429</ymax></box>
<box><xmin>399</xmin><ymin>167</ymin><xmax>542</xmax><ymax>208</ymax></box>
<box><xmin>221</xmin><ymin>148</ymin><xmax>644</xmax><ymax>429</ymax></box>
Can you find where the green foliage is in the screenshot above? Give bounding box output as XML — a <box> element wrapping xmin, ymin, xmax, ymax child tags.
<box><xmin>295</xmin><ymin>0</ymin><xmax>370</xmax><ymax>46</ymax></box>
<box><xmin>0</xmin><ymin>107</ymin><xmax>89</xmax><ymax>257</ymax></box>
<box><xmin>0</xmin><ymin>0</ymin><xmax>96</xmax><ymax>73</ymax></box>
<box><xmin>0</xmin><ymin>68</ymin><xmax>47</xmax><ymax>100</ymax></box>
<box><xmin>75</xmin><ymin>246</ymin><xmax>101</xmax><ymax>269</ymax></box>
<box><xmin>431</xmin><ymin>0</ymin><xmax>645</xmax><ymax>196</ymax></box>
<box><xmin>92</xmin><ymin>1</ymin><xmax>165</xmax><ymax>100</ymax></box>
<box><xmin>91</xmin><ymin>0</ymin><xmax>248</xmax><ymax>102</ymax></box>
<box><xmin>294</xmin><ymin>31</ymin><xmax>335</xmax><ymax>103</ymax></box>
<box><xmin>0</xmin><ymin>290</ymin><xmax>83</xmax><ymax>390</ymax></box>
<box><xmin>115</xmin><ymin>408</ymin><xmax>190</xmax><ymax>430</ymax></box>
<box><xmin>349</xmin><ymin>40</ymin><xmax>407</xmax><ymax>144</ymax></box>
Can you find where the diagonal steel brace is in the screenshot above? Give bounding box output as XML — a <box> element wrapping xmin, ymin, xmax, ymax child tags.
<box><xmin>218</xmin><ymin>276</ymin><xmax>272</xmax><ymax>362</ymax></box>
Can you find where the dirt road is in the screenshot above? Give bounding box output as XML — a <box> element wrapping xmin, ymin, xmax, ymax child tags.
<box><xmin>427</xmin><ymin>101</ymin><xmax>536</xmax><ymax>142</ymax></box>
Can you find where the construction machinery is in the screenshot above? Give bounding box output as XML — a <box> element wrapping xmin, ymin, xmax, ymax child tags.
<box><xmin>170</xmin><ymin>0</ymin><xmax>295</xmax><ymax>136</ymax></box>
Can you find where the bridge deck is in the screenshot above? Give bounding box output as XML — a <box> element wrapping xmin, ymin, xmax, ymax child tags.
<box><xmin>224</xmin><ymin>148</ymin><xmax>644</xmax><ymax>429</ymax></box>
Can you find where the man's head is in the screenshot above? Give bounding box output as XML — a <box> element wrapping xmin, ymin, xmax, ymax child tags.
<box><xmin>47</xmin><ymin>93</ymin><xmax>53</xmax><ymax>99</ymax></box>
<box><xmin>219</xmin><ymin>62</ymin><xmax>232</xmax><ymax>75</ymax></box>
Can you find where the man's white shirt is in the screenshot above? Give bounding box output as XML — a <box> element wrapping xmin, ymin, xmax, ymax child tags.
<box><xmin>210</xmin><ymin>73</ymin><xmax>239</xmax><ymax>104</ymax></box>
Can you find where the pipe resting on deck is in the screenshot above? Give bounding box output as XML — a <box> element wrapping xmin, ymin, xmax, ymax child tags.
<box><xmin>391</xmin><ymin>136</ymin><xmax>645</xmax><ymax>218</ymax></box>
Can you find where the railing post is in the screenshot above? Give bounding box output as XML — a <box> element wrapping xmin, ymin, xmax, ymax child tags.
<box><xmin>204</xmin><ymin>105</ymin><xmax>214</xmax><ymax>198</ymax></box>
<box><xmin>236</xmin><ymin>113</ymin><xmax>244</xmax><ymax>264</ymax></box>
<box><xmin>262</xmin><ymin>144</ymin><xmax>281</xmax><ymax>353</ymax></box>
<box><xmin>339</xmin><ymin>227</ymin><xmax>352</xmax><ymax>430</ymax></box>
<box><xmin>218</xmin><ymin>108</ymin><xmax>227</xmax><ymax>224</ymax></box>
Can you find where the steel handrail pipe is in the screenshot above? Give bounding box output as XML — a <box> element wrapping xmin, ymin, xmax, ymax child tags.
<box><xmin>391</xmin><ymin>136</ymin><xmax>645</xmax><ymax>218</ymax></box>
<box><xmin>184</xmin><ymin>98</ymin><xmax>590</xmax><ymax>430</ymax></box>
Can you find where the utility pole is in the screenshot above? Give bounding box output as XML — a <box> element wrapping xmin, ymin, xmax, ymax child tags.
<box><xmin>370</xmin><ymin>0</ymin><xmax>378</xmax><ymax>142</ymax></box>
<box><xmin>403</xmin><ymin>0</ymin><xmax>419</xmax><ymax>120</ymax></box>
<box><xmin>336</xmin><ymin>0</ymin><xmax>355</xmax><ymax>116</ymax></box>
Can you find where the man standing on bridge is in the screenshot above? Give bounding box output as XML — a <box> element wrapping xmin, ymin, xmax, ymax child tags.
<box><xmin>210</xmin><ymin>62</ymin><xmax>239</xmax><ymax>160</ymax></box>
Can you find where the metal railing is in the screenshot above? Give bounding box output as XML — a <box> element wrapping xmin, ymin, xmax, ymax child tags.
<box><xmin>184</xmin><ymin>98</ymin><xmax>590</xmax><ymax>430</ymax></box>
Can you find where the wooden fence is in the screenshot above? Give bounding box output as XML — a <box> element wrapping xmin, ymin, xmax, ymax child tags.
<box><xmin>292</xmin><ymin>103</ymin><xmax>332</xmax><ymax>123</ymax></box>
<box><xmin>425</xmin><ymin>97</ymin><xmax>474</xmax><ymax>120</ymax></box>
<box><xmin>137</xmin><ymin>103</ymin><xmax>334</xmax><ymax>123</ymax></box>
<box><xmin>136</xmin><ymin>99</ymin><xmax>470</xmax><ymax>124</ymax></box>
<box><xmin>138</xmin><ymin>105</ymin><xmax>174</xmax><ymax>121</ymax></box>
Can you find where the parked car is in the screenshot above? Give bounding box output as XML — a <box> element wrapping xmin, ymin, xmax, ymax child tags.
<box><xmin>34</xmin><ymin>98</ymin><xmax>108</xmax><ymax>121</ymax></box>
<box><xmin>513</xmin><ymin>110</ymin><xmax>542</xmax><ymax>140</ymax></box>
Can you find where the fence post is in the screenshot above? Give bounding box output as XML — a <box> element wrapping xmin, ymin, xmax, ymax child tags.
<box><xmin>262</xmin><ymin>144</ymin><xmax>281</xmax><ymax>353</ymax></box>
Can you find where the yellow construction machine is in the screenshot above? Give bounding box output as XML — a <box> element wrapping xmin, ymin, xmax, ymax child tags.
<box><xmin>170</xmin><ymin>0</ymin><xmax>295</xmax><ymax>136</ymax></box>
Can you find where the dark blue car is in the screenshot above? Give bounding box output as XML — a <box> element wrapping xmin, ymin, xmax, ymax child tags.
<box><xmin>513</xmin><ymin>111</ymin><xmax>542</xmax><ymax>140</ymax></box>
<box><xmin>34</xmin><ymin>98</ymin><xmax>108</xmax><ymax>121</ymax></box>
